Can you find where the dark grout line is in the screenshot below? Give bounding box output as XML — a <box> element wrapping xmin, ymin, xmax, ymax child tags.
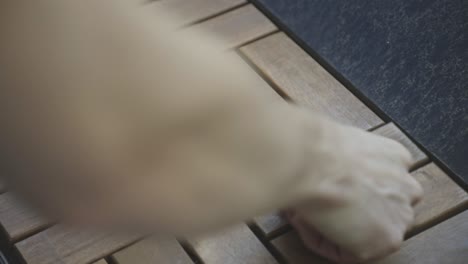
<box><xmin>406</xmin><ymin>208</ymin><xmax>468</xmax><ymax>240</ymax></box>
<box><xmin>234</xmin><ymin>29</ymin><xmax>280</xmax><ymax>50</ymax></box>
<box><xmin>247</xmin><ymin>223</ymin><xmax>287</xmax><ymax>264</ymax></box>
<box><xmin>0</xmin><ymin>251</ymin><xmax>9</xmax><ymax>264</ymax></box>
<box><xmin>0</xmin><ymin>240</ymin><xmax>26</xmax><ymax>264</ymax></box>
<box><xmin>186</xmin><ymin>2</ymin><xmax>251</xmax><ymax>27</ymax></box>
<box><xmin>236</xmin><ymin>48</ymin><xmax>293</xmax><ymax>102</ymax></box>
<box><xmin>265</xmin><ymin>225</ymin><xmax>293</xmax><ymax>242</ymax></box>
<box><xmin>178</xmin><ymin>239</ymin><xmax>204</xmax><ymax>264</ymax></box>
<box><xmin>248</xmin><ymin>0</ymin><xmax>393</xmax><ymax>125</ymax></box>
<box><xmin>0</xmin><ymin>223</ymin><xmax>26</xmax><ymax>264</ymax></box>
<box><xmin>102</xmin><ymin>237</ymin><xmax>146</xmax><ymax>264</ymax></box>
<box><xmin>11</xmin><ymin>223</ymin><xmax>55</xmax><ymax>245</ymax></box>
<box><xmin>367</xmin><ymin>122</ymin><xmax>390</xmax><ymax>133</ymax></box>
<box><xmin>106</xmin><ymin>255</ymin><xmax>119</xmax><ymax>264</ymax></box>
<box><xmin>409</xmin><ymin>159</ymin><xmax>431</xmax><ymax>173</ymax></box>
<box><xmin>367</xmin><ymin>122</ymin><xmax>431</xmax><ymax>172</ymax></box>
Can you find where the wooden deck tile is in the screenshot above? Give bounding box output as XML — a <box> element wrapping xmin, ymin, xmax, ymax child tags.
<box><xmin>6</xmin><ymin>2</ymin><xmax>467</xmax><ymax>264</ymax></box>
<box><xmin>236</xmin><ymin>52</ymin><xmax>284</xmax><ymax>101</ymax></box>
<box><xmin>373</xmin><ymin>123</ymin><xmax>428</xmax><ymax>170</ymax></box>
<box><xmin>411</xmin><ymin>163</ymin><xmax>468</xmax><ymax>232</ymax></box>
<box><xmin>240</xmin><ymin>32</ymin><xmax>383</xmax><ymax>130</ymax></box>
<box><xmin>374</xmin><ymin>210</ymin><xmax>468</xmax><ymax>264</ymax></box>
<box><xmin>15</xmin><ymin>227</ymin><xmax>140</xmax><ymax>264</ymax></box>
<box><xmin>189</xmin><ymin>4</ymin><xmax>277</xmax><ymax>49</ymax></box>
<box><xmin>272</xmin><ymin>210</ymin><xmax>468</xmax><ymax>264</ymax></box>
<box><xmin>182</xmin><ymin>3</ymin><xmax>280</xmax><ymax>99</ymax></box>
<box><xmin>255</xmin><ymin>163</ymin><xmax>468</xmax><ymax>240</ymax></box>
<box><xmin>150</xmin><ymin>0</ymin><xmax>246</xmax><ymax>26</ymax></box>
<box><xmin>0</xmin><ymin>192</ymin><xmax>48</xmax><ymax>242</ymax></box>
<box><xmin>13</xmin><ymin>161</ymin><xmax>465</xmax><ymax>264</ymax></box>
<box><xmin>270</xmin><ymin>165</ymin><xmax>468</xmax><ymax>263</ymax></box>
<box><xmin>272</xmin><ymin>231</ymin><xmax>329</xmax><ymax>264</ymax></box>
<box><xmin>4</xmin><ymin>4</ymin><xmax>282</xmax><ymax>263</ymax></box>
<box><xmin>188</xmin><ymin>224</ymin><xmax>278</xmax><ymax>264</ymax></box>
<box><xmin>254</xmin><ymin>122</ymin><xmax>429</xmax><ymax>238</ymax></box>
<box><xmin>112</xmin><ymin>238</ymin><xmax>193</xmax><ymax>264</ymax></box>
<box><xmin>252</xmin><ymin>213</ymin><xmax>288</xmax><ymax>239</ymax></box>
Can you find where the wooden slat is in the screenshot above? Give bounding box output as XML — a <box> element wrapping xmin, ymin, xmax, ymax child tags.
<box><xmin>255</xmin><ymin>163</ymin><xmax>468</xmax><ymax>239</ymax></box>
<box><xmin>270</xmin><ymin>163</ymin><xmax>468</xmax><ymax>263</ymax></box>
<box><xmin>150</xmin><ymin>0</ymin><xmax>246</xmax><ymax>26</ymax></box>
<box><xmin>4</xmin><ymin>4</ymin><xmax>282</xmax><ymax>262</ymax></box>
<box><xmin>0</xmin><ymin>192</ymin><xmax>48</xmax><ymax>242</ymax></box>
<box><xmin>188</xmin><ymin>224</ymin><xmax>277</xmax><ymax>264</ymax></box>
<box><xmin>375</xmin><ymin>210</ymin><xmax>468</xmax><ymax>264</ymax></box>
<box><xmin>240</xmin><ymin>32</ymin><xmax>383</xmax><ymax>130</ymax></box>
<box><xmin>112</xmin><ymin>237</ymin><xmax>193</xmax><ymax>264</ymax></box>
<box><xmin>373</xmin><ymin>123</ymin><xmax>428</xmax><ymax>170</ymax></box>
<box><xmin>272</xmin><ymin>210</ymin><xmax>468</xmax><ymax>264</ymax></box>
<box><xmin>234</xmin><ymin>52</ymin><xmax>284</xmax><ymax>101</ymax></box>
<box><xmin>158</xmin><ymin>2</ymin><xmax>281</xmax><ymax>98</ymax></box>
<box><xmin>189</xmin><ymin>4</ymin><xmax>277</xmax><ymax>49</ymax></box>
<box><xmin>15</xmin><ymin>227</ymin><xmax>140</xmax><ymax>264</ymax></box>
<box><xmin>411</xmin><ymin>163</ymin><xmax>468</xmax><ymax>232</ymax></box>
<box><xmin>14</xmin><ymin>162</ymin><xmax>465</xmax><ymax>264</ymax></box>
<box><xmin>272</xmin><ymin>231</ymin><xmax>329</xmax><ymax>264</ymax></box>
<box><xmin>254</xmin><ymin>122</ymin><xmax>429</xmax><ymax>238</ymax></box>
<box><xmin>252</xmin><ymin>213</ymin><xmax>288</xmax><ymax>239</ymax></box>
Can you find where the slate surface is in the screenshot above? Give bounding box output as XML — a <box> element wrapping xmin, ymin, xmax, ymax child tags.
<box><xmin>251</xmin><ymin>0</ymin><xmax>468</xmax><ymax>185</ymax></box>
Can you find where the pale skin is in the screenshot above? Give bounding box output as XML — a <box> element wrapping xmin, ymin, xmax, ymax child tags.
<box><xmin>0</xmin><ymin>1</ymin><xmax>423</xmax><ymax>263</ymax></box>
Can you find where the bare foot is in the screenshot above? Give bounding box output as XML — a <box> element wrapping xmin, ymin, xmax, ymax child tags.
<box><xmin>283</xmin><ymin>209</ymin><xmax>360</xmax><ymax>264</ymax></box>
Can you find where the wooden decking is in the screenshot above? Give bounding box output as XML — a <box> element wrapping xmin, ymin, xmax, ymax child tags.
<box><xmin>1</xmin><ymin>1</ymin><xmax>467</xmax><ymax>263</ymax></box>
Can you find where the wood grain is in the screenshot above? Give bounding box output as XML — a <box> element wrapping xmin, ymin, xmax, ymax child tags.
<box><xmin>189</xmin><ymin>4</ymin><xmax>277</xmax><ymax>49</ymax></box>
<box><xmin>150</xmin><ymin>0</ymin><xmax>246</xmax><ymax>26</ymax></box>
<box><xmin>240</xmin><ymin>32</ymin><xmax>383</xmax><ymax>130</ymax></box>
<box><xmin>0</xmin><ymin>192</ymin><xmax>48</xmax><ymax>242</ymax></box>
<box><xmin>15</xmin><ymin>227</ymin><xmax>140</xmax><ymax>264</ymax></box>
<box><xmin>373</xmin><ymin>123</ymin><xmax>428</xmax><ymax>170</ymax></box>
<box><xmin>112</xmin><ymin>237</ymin><xmax>192</xmax><ymax>264</ymax></box>
<box><xmin>411</xmin><ymin>163</ymin><xmax>468</xmax><ymax>232</ymax></box>
<box><xmin>376</xmin><ymin>210</ymin><xmax>468</xmax><ymax>264</ymax></box>
<box><xmin>188</xmin><ymin>224</ymin><xmax>277</xmax><ymax>264</ymax></box>
<box><xmin>254</xmin><ymin>122</ymin><xmax>429</xmax><ymax>238</ymax></box>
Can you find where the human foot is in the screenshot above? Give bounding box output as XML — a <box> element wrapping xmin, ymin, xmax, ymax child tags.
<box><xmin>284</xmin><ymin>209</ymin><xmax>359</xmax><ymax>264</ymax></box>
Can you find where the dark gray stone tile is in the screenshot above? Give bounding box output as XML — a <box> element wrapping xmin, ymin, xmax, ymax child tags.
<box><xmin>252</xmin><ymin>0</ymin><xmax>468</xmax><ymax>185</ymax></box>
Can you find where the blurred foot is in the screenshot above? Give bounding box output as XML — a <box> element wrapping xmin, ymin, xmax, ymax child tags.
<box><xmin>284</xmin><ymin>209</ymin><xmax>360</xmax><ymax>264</ymax></box>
